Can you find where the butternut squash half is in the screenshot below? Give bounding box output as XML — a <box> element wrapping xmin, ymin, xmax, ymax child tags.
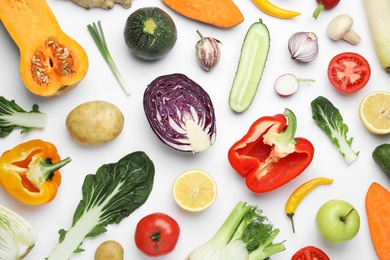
<box><xmin>0</xmin><ymin>0</ymin><xmax>89</xmax><ymax>97</ymax></box>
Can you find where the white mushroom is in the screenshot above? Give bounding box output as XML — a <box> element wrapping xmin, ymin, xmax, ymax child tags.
<box><xmin>327</xmin><ymin>14</ymin><xmax>361</xmax><ymax>45</ymax></box>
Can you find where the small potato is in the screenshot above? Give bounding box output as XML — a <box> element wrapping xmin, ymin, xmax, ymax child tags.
<box><xmin>66</xmin><ymin>101</ymin><xmax>124</xmax><ymax>145</ymax></box>
<box><xmin>95</xmin><ymin>240</ymin><xmax>124</xmax><ymax>260</ymax></box>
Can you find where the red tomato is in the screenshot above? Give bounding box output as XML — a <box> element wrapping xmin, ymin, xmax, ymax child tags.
<box><xmin>134</xmin><ymin>212</ymin><xmax>180</xmax><ymax>257</ymax></box>
<box><xmin>316</xmin><ymin>0</ymin><xmax>340</xmax><ymax>9</ymax></box>
<box><xmin>327</xmin><ymin>52</ymin><xmax>371</xmax><ymax>94</ymax></box>
<box><xmin>291</xmin><ymin>245</ymin><xmax>330</xmax><ymax>260</ymax></box>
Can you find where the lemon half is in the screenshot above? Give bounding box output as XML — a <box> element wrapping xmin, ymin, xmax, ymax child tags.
<box><xmin>173</xmin><ymin>169</ymin><xmax>217</xmax><ymax>212</ymax></box>
<box><xmin>359</xmin><ymin>91</ymin><xmax>390</xmax><ymax>134</ymax></box>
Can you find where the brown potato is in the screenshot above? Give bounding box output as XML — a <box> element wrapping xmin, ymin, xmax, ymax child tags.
<box><xmin>66</xmin><ymin>101</ymin><xmax>124</xmax><ymax>145</ymax></box>
<box><xmin>94</xmin><ymin>240</ymin><xmax>124</xmax><ymax>260</ymax></box>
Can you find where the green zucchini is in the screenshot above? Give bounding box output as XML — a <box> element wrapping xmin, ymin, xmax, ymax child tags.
<box><xmin>229</xmin><ymin>19</ymin><xmax>270</xmax><ymax>113</ymax></box>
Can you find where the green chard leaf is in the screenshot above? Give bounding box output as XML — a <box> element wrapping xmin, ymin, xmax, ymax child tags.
<box><xmin>311</xmin><ymin>96</ymin><xmax>359</xmax><ymax>164</ymax></box>
<box><xmin>47</xmin><ymin>151</ymin><xmax>155</xmax><ymax>260</ymax></box>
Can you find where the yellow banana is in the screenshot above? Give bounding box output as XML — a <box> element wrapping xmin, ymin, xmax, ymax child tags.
<box><xmin>252</xmin><ymin>0</ymin><xmax>301</xmax><ymax>19</ymax></box>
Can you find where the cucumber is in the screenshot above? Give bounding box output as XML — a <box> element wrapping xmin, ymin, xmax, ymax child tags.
<box><xmin>229</xmin><ymin>19</ymin><xmax>270</xmax><ymax>113</ymax></box>
<box><xmin>363</xmin><ymin>0</ymin><xmax>390</xmax><ymax>73</ymax></box>
<box><xmin>372</xmin><ymin>144</ymin><xmax>390</xmax><ymax>178</ymax></box>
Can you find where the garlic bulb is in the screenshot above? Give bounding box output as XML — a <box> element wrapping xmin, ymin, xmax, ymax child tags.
<box><xmin>195</xmin><ymin>30</ymin><xmax>221</xmax><ymax>71</ymax></box>
<box><xmin>288</xmin><ymin>32</ymin><xmax>319</xmax><ymax>63</ymax></box>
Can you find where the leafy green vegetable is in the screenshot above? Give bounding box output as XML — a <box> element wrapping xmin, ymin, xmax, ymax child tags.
<box><xmin>87</xmin><ymin>21</ymin><xmax>131</xmax><ymax>96</ymax></box>
<box><xmin>186</xmin><ymin>201</ymin><xmax>286</xmax><ymax>260</ymax></box>
<box><xmin>47</xmin><ymin>151</ymin><xmax>155</xmax><ymax>259</ymax></box>
<box><xmin>311</xmin><ymin>96</ymin><xmax>359</xmax><ymax>164</ymax></box>
<box><xmin>0</xmin><ymin>96</ymin><xmax>47</xmax><ymax>137</ymax></box>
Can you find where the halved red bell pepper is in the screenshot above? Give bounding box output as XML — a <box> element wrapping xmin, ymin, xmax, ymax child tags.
<box><xmin>228</xmin><ymin>109</ymin><xmax>314</xmax><ymax>193</ymax></box>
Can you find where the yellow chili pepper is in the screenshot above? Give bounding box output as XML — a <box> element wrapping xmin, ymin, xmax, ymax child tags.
<box><xmin>252</xmin><ymin>0</ymin><xmax>301</xmax><ymax>19</ymax></box>
<box><xmin>285</xmin><ymin>177</ymin><xmax>333</xmax><ymax>233</ymax></box>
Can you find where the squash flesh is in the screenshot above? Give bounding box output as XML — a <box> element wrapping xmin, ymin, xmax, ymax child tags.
<box><xmin>0</xmin><ymin>0</ymin><xmax>89</xmax><ymax>97</ymax></box>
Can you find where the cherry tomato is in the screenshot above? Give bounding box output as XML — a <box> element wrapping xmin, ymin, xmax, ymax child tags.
<box><xmin>291</xmin><ymin>245</ymin><xmax>330</xmax><ymax>260</ymax></box>
<box><xmin>134</xmin><ymin>212</ymin><xmax>180</xmax><ymax>257</ymax></box>
<box><xmin>327</xmin><ymin>52</ymin><xmax>371</xmax><ymax>94</ymax></box>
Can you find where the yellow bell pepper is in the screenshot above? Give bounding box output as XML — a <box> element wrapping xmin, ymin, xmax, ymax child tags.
<box><xmin>0</xmin><ymin>139</ymin><xmax>71</xmax><ymax>205</ymax></box>
<box><xmin>252</xmin><ymin>0</ymin><xmax>301</xmax><ymax>19</ymax></box>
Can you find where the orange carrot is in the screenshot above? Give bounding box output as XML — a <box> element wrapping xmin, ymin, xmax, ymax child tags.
<box><xmin>162</xmin><ymin>0</ymin><xmax>244</xmax><ymax>28</ymax></box>
<box><xmin>366</xmin><ymin>182</ymin><xmax>390</xmax><ymax>259</ymax></box>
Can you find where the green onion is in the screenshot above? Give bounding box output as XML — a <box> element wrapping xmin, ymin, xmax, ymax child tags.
<box><xmin>87</xmin><ymin>21</ymin><xmax>131</xmax><ymax>96</ymax></box>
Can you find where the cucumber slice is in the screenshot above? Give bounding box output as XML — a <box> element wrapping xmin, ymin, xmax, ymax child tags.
<box><xmin>229</xmin><ymin>19</ymin><xmax>270</xmax><ymax>113</ymax></box>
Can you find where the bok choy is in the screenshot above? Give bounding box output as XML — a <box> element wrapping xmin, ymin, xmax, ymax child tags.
<box><xmin>47</xmin><ymin>151</ymin><xmax>155</xmax><ymax>259</ymax></box>
<box><xmin>186</xmin><ymin>201</ymin><xmax>286</xmax><ymax>260</ymax></box>
<box><xmin>0</xmin><ymin>205</ymin><xmax>37</xmax><ymax>260</ymax></box>
<box><xmin>0</xmin><ymin>96</ymin><xmax>47</xmax><ymax>137</ymax></box>
<box><xmin>311</xmin><ymin>96</ymin><xmax>359</xmax><ymax>164</ymax></box>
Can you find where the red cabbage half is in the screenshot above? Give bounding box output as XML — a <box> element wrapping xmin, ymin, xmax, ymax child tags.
<box><xmin>143</xmin><ymin>73</ymin><xmax>216</xmax><ymax>153</ymax></box>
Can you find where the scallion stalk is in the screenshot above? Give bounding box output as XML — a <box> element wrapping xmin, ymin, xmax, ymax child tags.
<box><xmin>87</xmin><ymin>21</ymin><xmax>131</xmax><ymax>96</ymax></box>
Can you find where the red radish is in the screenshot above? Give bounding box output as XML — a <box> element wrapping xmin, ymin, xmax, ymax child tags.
<box><xmin>313</xmin><ymin>0</ymin><xmax>340</xmax><ymax>19</ymax></box>
<box><xmin>274</xmin><ymin>74</ymin><xmax>315</xmax><ymax>96</ymax></box>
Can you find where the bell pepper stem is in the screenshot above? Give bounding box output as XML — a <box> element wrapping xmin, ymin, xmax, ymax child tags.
<box><xmin>266</xmin><ymin>109</ymin><xmax>298</xmax><ymax>153</ymax></box>
<box><xmin>261</xmin><ymin>108</ymin><xmax>300</xmax><ymax>161</ymax></box>
<box><xmin>41</xmin><ymin>157</ymin><xmax>71</xmax><ymax>181</ymax></box>
<box><xmin>281</xmin><ymin>108</ymin><xmax>297</xmax><ymax>141</ymax></box>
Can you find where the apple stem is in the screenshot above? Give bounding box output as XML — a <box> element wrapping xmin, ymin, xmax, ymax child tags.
<box><xmin>340</xmin><ymin>208</ymin><xmax>355</xmax><ymax>222</ymax></box>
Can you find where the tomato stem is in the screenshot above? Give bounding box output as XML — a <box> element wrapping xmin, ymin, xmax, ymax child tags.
<box><xmin>150</xmin><ymin>227</ymin><xmax>162</xmax><ymax>254</ymax></box>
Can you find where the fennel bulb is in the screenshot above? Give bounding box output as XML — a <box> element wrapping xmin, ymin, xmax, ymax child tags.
<box><xmin>186</xmin><ymin>201</ymin><xmax>286</xmax><ymax>260</ymax></box>
<box><xmin>0</xmin><ymin>205</ymin><xmax>37</xmax><ymax>260</ymax></box>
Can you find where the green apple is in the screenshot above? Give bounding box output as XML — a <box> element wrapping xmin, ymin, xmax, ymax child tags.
<box><xmin>316</xmin><ymin>199</ymin><xmax>360</xmax><ymax>243</ymax></box>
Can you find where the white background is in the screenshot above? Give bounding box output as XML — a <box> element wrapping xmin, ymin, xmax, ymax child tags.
<box><xmin>0</xmin><ymin>0</ymin><xmax>389</xmax><ymax>259</ymax></box>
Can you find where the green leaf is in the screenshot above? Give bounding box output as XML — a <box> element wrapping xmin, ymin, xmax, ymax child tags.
<box><xmin>47</xmin><ymin>151</ymin><xmax>154</xmax><ymax>259</ymax></box>
<box><xmin>0</xmin><ymin>96</ymin><xmax>47</xmax><ymax>137</ymax></box>
<box><xmin>311</xmin><ymin>96</ymin><xmax>359</xmax><ymax>164</ymax></box>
